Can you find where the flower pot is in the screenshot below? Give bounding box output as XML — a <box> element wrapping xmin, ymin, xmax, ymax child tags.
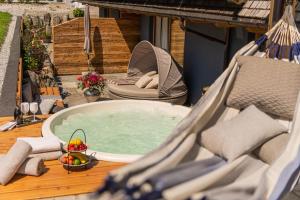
<box><xmin>84</xmin><ymin>88</ymin><xmax>100</xmax><ymax>103</ymax></box>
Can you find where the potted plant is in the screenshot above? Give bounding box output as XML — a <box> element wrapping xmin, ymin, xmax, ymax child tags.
<box><xmin>77</xmin><ymin>72</ymin><xmax>105</xmax><ymax>102</ymax></box>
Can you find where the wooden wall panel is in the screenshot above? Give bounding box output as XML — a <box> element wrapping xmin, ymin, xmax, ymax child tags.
<box><xmin>53</xmin><ymin>17</ymin><xmax>140</xmax><ymax>75</ymax></box>
<box><xmin>170</xmin><ymin>19</ymin><xmax>185</xmax><ymax>66</ymax></box>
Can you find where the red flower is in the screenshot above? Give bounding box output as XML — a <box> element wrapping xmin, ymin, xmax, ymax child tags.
<box><xmin>89</xmin><ymin>75</ymin><xmax>98</xmax><ymax>83</ymax></box>
<box><xmin>77</xmin><ymin>76</ymin><xmax>83</xmax><ymax>81</ymax></box>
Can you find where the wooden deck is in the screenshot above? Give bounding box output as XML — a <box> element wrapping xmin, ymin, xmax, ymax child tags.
<box><xmin>0</xmin><ymin>116</ymin><xmax>125</xmax><ymax>200</ymax></box>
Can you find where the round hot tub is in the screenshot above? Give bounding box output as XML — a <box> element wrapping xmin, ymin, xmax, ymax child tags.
<box><xmin>42</xmin><ymin>100</ymin><xmax>191</xmax><ymax>163</ymax></box>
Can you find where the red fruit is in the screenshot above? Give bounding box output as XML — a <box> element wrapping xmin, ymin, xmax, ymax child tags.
<box><xmin>68</xmin><ymin>160</ymin><xmax>73</xmax><ymax>165</ymax></box>
<box><xmin>68</xmin><ymin>155</ymin><xmax>74</xmax><ymax>160</ymax></box>
<box><xmin>62</xmin><ymin>157</ymin><xmax>68</xmax><ymax>164</ymax></box>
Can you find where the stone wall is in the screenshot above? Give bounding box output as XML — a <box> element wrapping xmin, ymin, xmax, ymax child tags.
<box><xmin>0</xmin><ymin>16</ymin><xmax>21</xmax><ymax>116</ymax></box>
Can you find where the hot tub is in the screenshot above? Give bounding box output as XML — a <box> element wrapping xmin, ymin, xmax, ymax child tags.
<box><xmin>42</xmin><ymin>100</ymin><xmax>191</xmax><ymax>163</ymax></box>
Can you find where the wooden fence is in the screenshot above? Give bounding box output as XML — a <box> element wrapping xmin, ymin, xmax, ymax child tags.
<box><xmin>170</xmin><ymin>20</ymin><xmax>185</xmax><ymax>66</ymax></box>
<box><xmin>53</xmin><ymin>17</ymin><xmax>140</xmax><ymax>75</ymax></box>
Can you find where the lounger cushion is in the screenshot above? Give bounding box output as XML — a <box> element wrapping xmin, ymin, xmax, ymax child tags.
<box><xmin>201</xmin><ymin>105</ymin><xmax>287</xmax><ymax>161</ymax></box>
<box><xmin>227</xmin><ymin>56</ymin><xmax>300</xmax><ymax>120</ymax></box>
<box><xmin>145</xmin><ymin>74</ymin><xmax>159</xmax><ymax>89</ymax></box>
<box><xmin>108</xmin><ymin>83</ymin><xmax>159</xmax><ymax>98</ymax></box>
<box><xmin>254</xmin><ymin>133</ymin><xmax>289</xmax><ymax>164</ymax></box>
<box><xmin>135</xmin><ymin>71</ymin><xmax>157</xmax><ymax>88</ymax></box>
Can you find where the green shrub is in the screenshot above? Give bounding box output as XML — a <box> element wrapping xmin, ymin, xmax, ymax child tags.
<box><xmin>0</xmin><ymin>0</ymin><xmax>5</xmax><ymax>3</ymax></box>
<box><xmin>18</xmin><ymin>0</ymin><xmax>25</xmax><ymax>3</ymax></box>
<box><xmin>24</xmin><ymin>54</ymin><xmax>39</xmax><ymax>71</ymax></box>
<box><xmin>73</xmin><ymin>8</ymin><xmax>84</xmax><ymax>17</ymax></box>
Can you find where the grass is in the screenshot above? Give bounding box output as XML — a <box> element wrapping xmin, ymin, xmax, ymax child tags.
<box><xmin>0</xmin><ymin>12</ymin><xmax>12</xmax><ymax>48</ymax></box>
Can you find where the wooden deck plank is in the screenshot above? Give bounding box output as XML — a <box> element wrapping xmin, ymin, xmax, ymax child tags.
<box><xmin>0</xmin><ymin>116</ymin><xmax>125</xmax><ymax>200</ymax></box>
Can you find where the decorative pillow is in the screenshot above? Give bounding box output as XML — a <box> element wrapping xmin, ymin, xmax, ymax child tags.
<box><xmin>145</xmin><ymin>74</ymin><xmax>159</xmax><ymax>89</ymax></box>
<box><xmin>254</xmin><ymin>133</ymin><xmax>289</xmax><ymax>164</ymax></box>
<box><xmin>144</xmin><ymin>71</ymin><xmax>157</xmax><ymax>77</ymax></box>
<box><xmin>227</xmin><ymin>56</ymin><xmax>300</xmax><ymax>120</ymax></box>
<box><xmin>135</xmin><ymin>71</ymin><xmax>157</xmax><ymax>88</ymax></box>
<box><xmin>201</xmin><ymin>105</ymin><xmax>287</xmax><ymax>161</ymax></box>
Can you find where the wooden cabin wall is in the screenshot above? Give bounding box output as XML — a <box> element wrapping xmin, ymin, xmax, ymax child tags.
<box><xmin>52</xmin><ymin>16</ymin><xmax>140</xmax><ymax>75</ymax></box>
<box><xmin>170</xmin><ymin>19</ymin><xmax>185</xmax><ymax>66</ymax></box>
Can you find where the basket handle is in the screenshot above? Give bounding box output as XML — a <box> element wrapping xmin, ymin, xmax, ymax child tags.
<box><xmin>68</xmin><ymin>129</ymin><xmax>87</xmax><ymax>146</ymax></box>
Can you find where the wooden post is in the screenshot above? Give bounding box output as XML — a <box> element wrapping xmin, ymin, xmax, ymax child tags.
<box><xmin>268</xmin><ymin>0</ymin><xmax>276</xmax><ymax>29</ymax></box>
<box><xmin>293</xmin><ymin>0</ymin><xmax>297</xmax><ymax>16</ymax></box>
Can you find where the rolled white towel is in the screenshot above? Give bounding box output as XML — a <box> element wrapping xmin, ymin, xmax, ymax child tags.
<box><xmin>29</xmin><ymin>151</ymin><xmax>63</xmax><ymax>161</ymax></box>
<box><xmin>0</xmin><ymin>156</ymin><xmax>45</xmax><ymax>176</ymax></box>
<box><xmin>0</xmin><ymin>140</ymin><xmax>32</xmax><ymax>185</ymax></box>
<box><xmin>17</xmin><ymin>157</ymin><xmax>45</xmax><ymax>176</ymax></box>
<box><xmin>17</xmin><ymin>137</ymin><xmax>62</xmax><ymax>154</ymax></box>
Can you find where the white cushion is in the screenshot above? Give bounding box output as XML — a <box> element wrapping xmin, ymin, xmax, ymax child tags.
<box><xmin>201</xmin><ymin>105</ymin><xmax>287</xmax><ymax>161</ymax></box>
<box><xmin>135</xmin><ymin>71</ymin><xmax>157</xmax><ymax>88</ymax></box>
<box><xmin>145</xmin><ymin>74</ymin><xmax>159</xmax><ymax>89</ymax></box>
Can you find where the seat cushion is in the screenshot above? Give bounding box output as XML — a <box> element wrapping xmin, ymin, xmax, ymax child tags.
<box><xmin>134</xmin><ymin>71</ymin><xmax>157</xmax><ymax>88</ymax></box>
<box><xmin>108</xmin><ymin>83</ymin><xmax>159</xmax><ymax>98</ymax></box>
<box><xmin>201</xmin><ymin>105</ymin><xmax>287</xmax><ymax>161</ymax></box>
<box><xmin>254</xmin><ymin>133</ymin><xmax>289</xmax><ymax>164</ymax></box>
<box><xmin>227</xmin><ymin>56</ymin><xmax>300</xmax><ymax>120</ymax></box>
<box><xmin>145</xmin><ymin>74</ymin><xmax>159</xmax><ymax>89</ymax></box>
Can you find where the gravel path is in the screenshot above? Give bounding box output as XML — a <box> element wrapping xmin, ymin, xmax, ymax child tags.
<box><xmin>0</xmin><ymin>15</ymin><xmax>17</xmax><ymax>95</ymax></box>
<box><xmin>0</xmin><ymin>3</ymin><xmax>72</xmax><ymax>16</ymax></box>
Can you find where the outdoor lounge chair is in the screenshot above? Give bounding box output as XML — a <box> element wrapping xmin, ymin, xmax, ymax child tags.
<box><xmin>94</xmin><ymin>6</ymin><xmax>300</xmax><ymax>200</ymax></box>
<box><xmin>107</xmin><ymin>41</ymin><xmax>187</xmax><ymax>105</ymax></box>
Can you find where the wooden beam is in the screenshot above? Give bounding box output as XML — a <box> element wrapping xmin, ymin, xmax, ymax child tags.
<box><xmin>16</xmin><ymin>58</ymin><xmax>23</xmax><ymax>107</ymax></box>
<box><xmin>246</xmin><ymin>27</ymin><xmax>267</xmax><ymax>34</ymax></box>
<box><xmin>268</xmin><ymin>0</ymin><xmax>276</xmax><ymax>30</ymax></box>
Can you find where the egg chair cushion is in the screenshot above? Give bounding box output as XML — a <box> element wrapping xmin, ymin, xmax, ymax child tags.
<box><xmin>108</xmin><ymin>83</ymin><xmax>159</xmax><ymax>98</ymax></box>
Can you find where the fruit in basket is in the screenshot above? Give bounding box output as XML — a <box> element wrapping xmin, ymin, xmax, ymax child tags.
<box><xmin>74</xmin><ymin>158</ymin><xmax>81</xmax><ymax>165</ymax></box>
<box><xmin>67</xmin><ymin>143</ymin><xmax>87</xmax><ymax>151</ymax></box>
<box><xmin>62</xmin><ymin>156</ymin><xmax>68</xmax><ymax>164</ymax></box>
<box><xmin>62</xmin><ymin>155</ymin><xmax>74</xmax><ymax>164</ymax></box>
<box><xmin>78</xmin><ymin>144</ymin><xmax>87</xmax><ymax>150</ymax></box>
<box><xmin>70</xmin><ymin>138</ymin><xmax>83</xmax><ymax>145</ymax></box>
<box><xmin>68</xmin><ymin>159</ymin><xmax>73</xmax><ymax>165</ymax></box>
<box><xmin>70</xmin><ymin>152</ymin><xmax>88</xmax><ymax>164</ymax></box>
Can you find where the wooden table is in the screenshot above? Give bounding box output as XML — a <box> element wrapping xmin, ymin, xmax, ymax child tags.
<box><xmin>0</xmin><ymin>116</ymin><xmax>125</xmax><ymax>200</ymax></box>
